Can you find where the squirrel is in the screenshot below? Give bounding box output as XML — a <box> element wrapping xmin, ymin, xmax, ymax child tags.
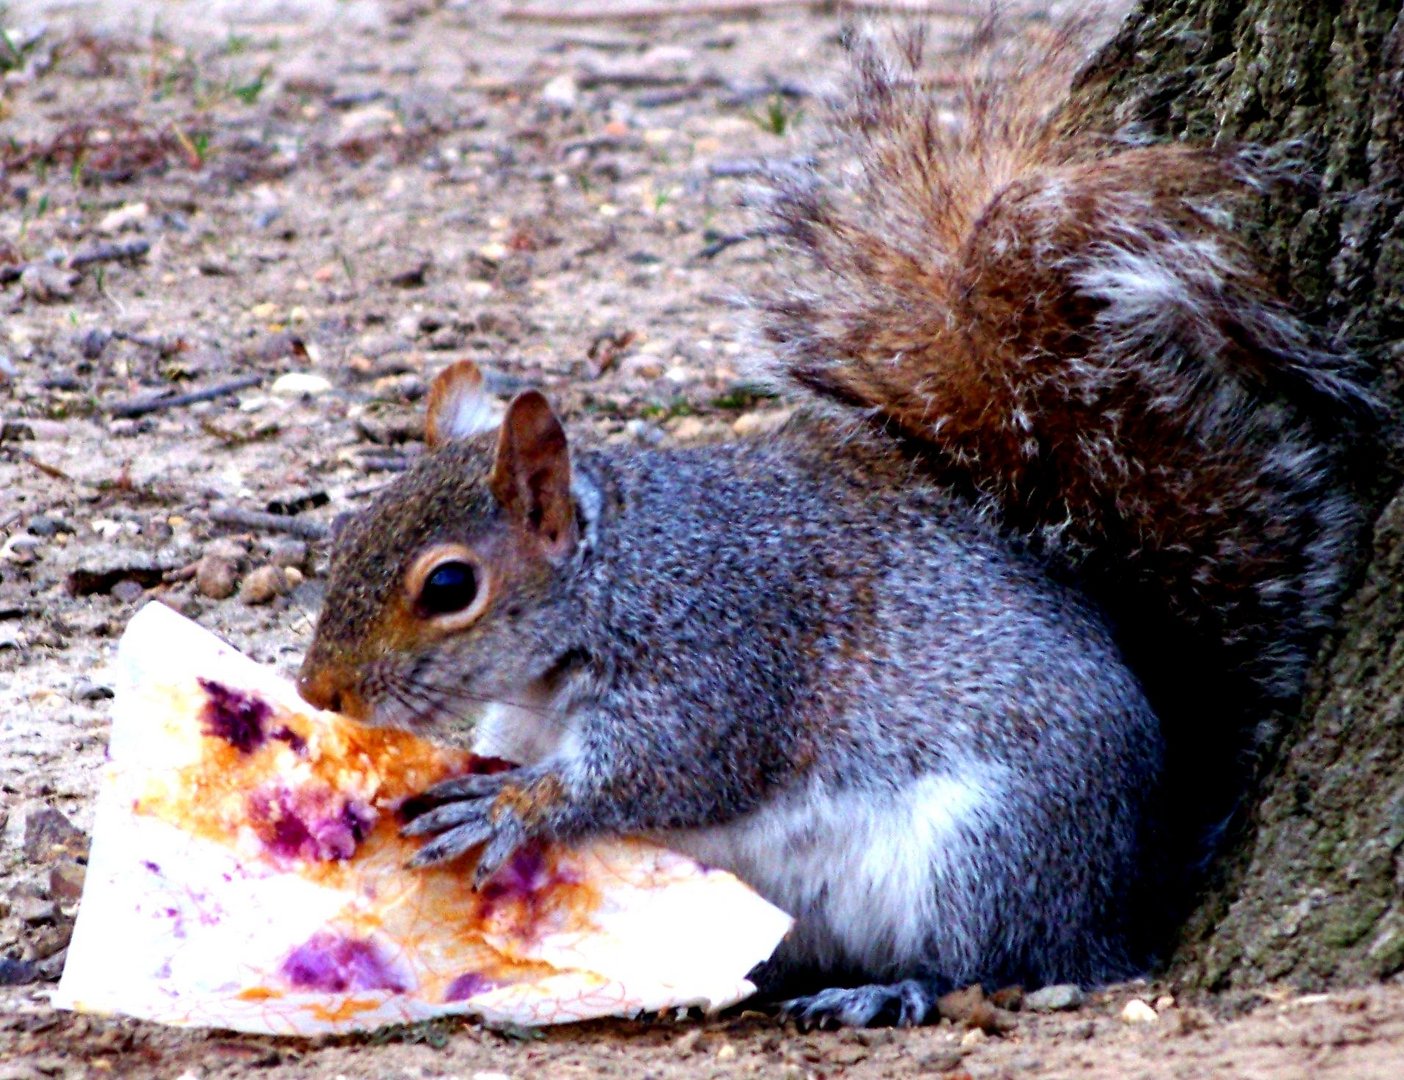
<box><xmin>296</xmin><ymin>28</ymin><xmax>1369</xmax><ymax>1027</ymax></box>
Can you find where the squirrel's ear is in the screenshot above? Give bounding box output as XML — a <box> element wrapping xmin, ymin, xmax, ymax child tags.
<box><xmin>425</xmin><ymin>361</ymin><xmax>500</xmax><ymax>447</ymax></box>
<box><xmin>490</xmin><ymin>391</ymin><xmax>575</xmax><ymax>556</ymax></box>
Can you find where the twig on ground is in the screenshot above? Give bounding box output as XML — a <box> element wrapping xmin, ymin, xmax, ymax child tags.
<box><xmin>209</xmin><ymin>505</ymin><xmax>329</xmax><ymax>540</ymax></box>
<box><xmin>10</xmin><ymin>449</ymin><xmax>73</xmax><ymax>482</ymax></box>
<box><xmin>109</xmin><ymin>374</ymin><xmax>261</xmax><ymax>418</ymax></box>
<box><xmin>697</xmin><ymin>231</ymin><xmax>761</xmax><ymax>259</ymax></box>
<box><xmin>69</xmin><ymin>238</ymin><xmax>151</xmax><ymax>270</ymax></box>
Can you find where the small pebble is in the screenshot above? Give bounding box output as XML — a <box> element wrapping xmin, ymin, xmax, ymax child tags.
<box><xmin>23</xmin><ymin>805</ymin><xmax>88</xmax><ymax>862</ymax></box>
<box><xmin>97</xmin><ymin>202</ymin><xmax>149</xmax><ymax>234</ymax></box>
<box><xmin>0</xmin><ymin>957</ymin><xmax>41</xmax><ymax>987</ymax></box>
<box><xmin>239</xmin><ymin>564</ymin><xmax>299</xmax><ymax>605</ymax></box>
<box><xmin>385</xmin><ymin>259</ymin><xmax>430</xmax><ymax>288</ymax></box>
<box><xmin>264</xmin><ymin>539</ymin><xmax>309</xmax><ymax>571</ymax></box>
<box><xmin>26</xmin><ymin>922</ymin><xmax>72</xmax><ymax>961</ymax></box>
<box><xmin>71</xmin><ymin>678</ymin><xmax>114</xmax><ymax>702</ymax></box>
<box><xmin>15</xmin><ymin>896</ymin><xmax>57</xmax><ymax>926</ymax></box>
<box><xmin>1024</xmin><ymin>984</ymin><xmax>1085</xmax><ymax>1012</ymax></box>
<box><xmin>271</xmin><ymin>372</ymin><xmax>333</xmax><ymax>397</ymax></box>
<box><xmin>35</xmin><ymin>945</ymin><xmax>69</xmax><ymax>981</ymax></box>
<box><xmin>1120</xmin><ymin>998</ymin><xmax>1159</xmax><ymax>1024</ymax></box>
<box><xmin>2</xmin><ymin>533</ymin><xmax>41</xmax><ymax>564</ymax></box>
<box><xmin>20</xmin><ymin>263</ymin><xmax>78</xmax><ymax>303</ymax></box>
<box><xmin>76</xmin><ymin>328</ymin><xmax>110</xmax><ymax>360</ymax></box>
<box><xmin>673</xmin><ymin>1028</ymin><xmax>704</xmax><ymax>1056</ymax></box>
<box><xmin>917</xmin><ymin>1049</ymin><xmax>966</xmax><ymax>1071</ymax></box>
<box><xmin>49</xmin><ymin>860</ymin><xmax>86</xmax><ymax>903</ymax></box>
<box><xmin>110</xmin><ymin>578</ymin><xmax>146</xmax><ymax>603</ymax></box>
<box><xmin>196</xmin><ymin>554</ymin><xmax>240</xmax><ymax>600</ymax></box>
<box><xmin>28</xmin><ymin>514</ymin><xmax>74</xmax><ymax>537</ymax></box>
<box><xmin>204</xmin><ymin>537</ymin><xmax>249</xmax><ymax>561</ymax></box>
<box><xmin>541</xmin><ymin>73</ymin><xmax>580</xmax><ymax>110</ymax></box>
<box><xmin>670</xmin><ymin>416</ymin><xmax>708</xmax><ymax>442</ymax></box>
<box><xmin>731</xmin><ymin>408</ymin><xmax>793</xmax><ymax>438</ymax></box>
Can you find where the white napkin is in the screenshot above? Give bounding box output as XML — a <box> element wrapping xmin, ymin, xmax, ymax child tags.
<box><xmin>54</xmin><ymin>602</ymin><xmax>791</xmax><ymax>1034</ymax></box>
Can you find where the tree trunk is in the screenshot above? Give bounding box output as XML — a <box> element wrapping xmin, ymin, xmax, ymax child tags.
<box><xmin>1072</xmin><ymin>0</ymin><xmax>1404</xmax><ymax>991</ymax></box>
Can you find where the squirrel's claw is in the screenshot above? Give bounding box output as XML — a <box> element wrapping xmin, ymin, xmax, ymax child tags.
<box><xmin>472</xmin><ymin>825</ymin><xmax>527</xmax><ymax>887</ymax></box>
<box><xmin>398</xmin><ymin>773</ymin><xmax>508</xmax><ymax>821</ymax></box>
<box><xmin>405</xmin><ymin>815</ymin><xmax>494</xmax><ymax>867</ymax></box>
<box><xmin>400</xmin><ymin>768</ymin><xmax>546</xmax><ymax>883</ymax></box>
<box><xmin>400</xmin><ymin>797</ymin><xmax>485</xmax><ymax>837</ymax></box>
<box><xmin>778</xmin><ymin>980</ymin><xmax>935</xmax><ymax>1029</ymax></box>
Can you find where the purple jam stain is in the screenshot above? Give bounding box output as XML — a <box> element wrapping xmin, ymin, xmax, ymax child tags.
<box><xmin>279</xmin><ymin>931</ymin><xmax>408</xmax><ymax>994</ymax></box>
<box><xmin>443</xmin><ymin>971</ymin><xmax>496</xmax><ymax>1002</ymax></box>
<box><xmin>269</xmin><ymin>725</ymin><xmax>307</xmax><ymax>755</ymax></box>
<box><xmin>142</xmin><ymin>860</ymin><xmax>162</xmax><ymax>874</ymax></box>
<box><xmin>198</xmin><ymin>678</ymin><xmax>273</xmax><ymax>754</ymax></box>
<box><xmin>478</xmin><ymin>843</ymin><xmax>546</xmax><ymax>906</ymax></box>
<box><xmin>246</xmin><ymin>785</ymin><xmax>378</xmax><ymax>863</ymax></box>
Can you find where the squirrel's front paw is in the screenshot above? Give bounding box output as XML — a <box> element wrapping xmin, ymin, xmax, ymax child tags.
<box><xmin>399</xmin><ymin>768</ymin><xmax>564</xmax><ymax>886</ymax></box>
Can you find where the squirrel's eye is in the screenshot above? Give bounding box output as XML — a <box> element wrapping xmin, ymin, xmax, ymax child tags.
<box><xmin>417</xmin><ymin>561</ymin><xmax>478</xmax><ymax>616</ymax></box>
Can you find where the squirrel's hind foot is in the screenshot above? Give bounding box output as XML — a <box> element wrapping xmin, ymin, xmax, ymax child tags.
<box><xmin>778</xmin><ymin>979</ymin><xmax>936</xmax><ymax>1029</ymax></box>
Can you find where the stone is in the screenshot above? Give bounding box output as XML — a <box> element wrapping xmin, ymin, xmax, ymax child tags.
<box><xmin>263</xmin><ymin>539</ymin><xmax>309</xmax><ymax>571</ymax></box>
<box><xmin>34</xmin><ymin>946</ymin><xmax>68</xmax><ymax>981</ymax></box>
<box><xmin>48</xmin><ymin>860</ymin><xmax>86</xmax><ymax>903</ymax></box>
<box><xmin>1120</xmin><ymin>998</ymin><xmax>1159</xmax><ymax>1024</ymax></box>
<box><xmin>541</xmin><ymin>73</ymin><xmax>580</xmax><ymax>110</ymax></box>
<box><xmin>732</xmin><ymin>409</ymin><xmax>793</xmax><ymax>438</ymax></box>
<box><xmin>70</xmin><ymin>678</ymin><xmax>113</xmax><ymax>702</ymax></box>
<box><xmin>97</xmin><ymin>202</ymin><xmax>149</xmax><ymax>234</ymax></box>
<box><xmin>15</xmin><ymin>896</ymin><xmax>57</xmax><ymax>926</ymax></box>
<box><xmin>27</xmin><ymin>515</ymin><xmax>74</xmax><ymax>537</ymax></box>
<box><xmin>670</xmin><ymin>416</ymin><xmax>707</xmax><ymax>442</ymax></box>
<box><xmin>111</xmin><ymin>578</ymin><xmax>146</xmax><ymax>603</ymax></box>
<box><xmin>22</xmin><ymin>806</ymin><xmax>87</xmax><ymax>862</ymax></box>
<box><xmin>271</xmin><ymin>372</ymin><xmax>333</xmax><ymax>397</ymax></box>
<box><xmin>1024</xmin><ymin>984</ymin><xmax>1085</xmax><ymax>1012</ymax></box>
<box><xmin>0</xmin><ymin>957</ymin><xmax>40</xmax><ymax>987</ymax></box>
<box><xmin>196</xmin><ymin>554</ymin><xmax>240</xmax><ymax>600</ymax></box>
<box><xmin>20</xmin><ymin>263</ymin><xmax>78</xmax><ymax>303</ymax></box>
<box><xmin>239</xmin><ymin>564</ymin><xmax>296</xmax><ymax>605</ymax></box>
<box><xmin>26</xmin><ymin>921</ymin><xmax>72</xmax><ymax>960</ymax></box>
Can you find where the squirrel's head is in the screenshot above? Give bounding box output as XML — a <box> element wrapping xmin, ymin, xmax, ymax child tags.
<box><xmin>297</xmin><ymin>361</ymin><xmax>591</xmax><ymax>736</ymax></box>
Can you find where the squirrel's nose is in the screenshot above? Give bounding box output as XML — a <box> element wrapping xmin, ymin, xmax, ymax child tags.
<box><xmin>297</xmin><ymin>667</ymin><xmax>345</xmax><ymax>714</ymax></box>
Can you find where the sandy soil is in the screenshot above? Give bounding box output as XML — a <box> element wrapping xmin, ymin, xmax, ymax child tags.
<box><xmin>2</xmin><ymin>1</ymin><xmax>1402</xmax><ymax>1076</ymax></box>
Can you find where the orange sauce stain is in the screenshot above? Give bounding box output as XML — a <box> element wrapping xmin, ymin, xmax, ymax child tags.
<box><xmin>307</xmin><ymin>996</ymin><xmax>385</xmax><ymax>1024</ymax></box>
<box><xmin>132</xmin><ymin>678</ymin><xmax>619</xmax><ymax>1003</ymax></box>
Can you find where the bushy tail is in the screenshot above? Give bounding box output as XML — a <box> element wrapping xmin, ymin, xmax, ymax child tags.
<box><xmin>747</xmin><ymin>26</ymin><xmax>1371</xmax><ymax>726</ymax></box>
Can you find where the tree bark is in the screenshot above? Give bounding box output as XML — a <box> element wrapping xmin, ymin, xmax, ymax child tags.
<box><xmin>1073</xmin><ymin>0</ymin><xmax>1404</xmax><ymax>991</ymax></box>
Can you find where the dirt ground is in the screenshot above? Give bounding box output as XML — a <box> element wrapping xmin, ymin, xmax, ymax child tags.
<box><xmin>1</xmin><ymin>0</ymin><xmax>1402</xmax><ymax>1076</ymax></box>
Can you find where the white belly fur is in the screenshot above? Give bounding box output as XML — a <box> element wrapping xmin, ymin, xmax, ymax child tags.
<box><xmin>660</xmin><ymin>770</ymin><xmax>1001</xmax><ymax>979</ymax></box>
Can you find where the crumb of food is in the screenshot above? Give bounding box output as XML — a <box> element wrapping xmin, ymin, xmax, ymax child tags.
<box><xmin>246</xmin><ymin>783</ymin><xmax>376</xmax><ymax>863</ymax></box>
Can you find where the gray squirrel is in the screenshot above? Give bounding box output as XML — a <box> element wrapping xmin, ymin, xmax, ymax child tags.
<box><xmin>296</xmin><ymin>29</ymin><xmax>1368</xmax><ymax>1027</ymax></box>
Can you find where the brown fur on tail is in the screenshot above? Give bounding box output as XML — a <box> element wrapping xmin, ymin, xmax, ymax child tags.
<box><xmin>747</xmin><ymin>27</ymin><xmax>1371</xmax><ymax>719</ymax></box>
